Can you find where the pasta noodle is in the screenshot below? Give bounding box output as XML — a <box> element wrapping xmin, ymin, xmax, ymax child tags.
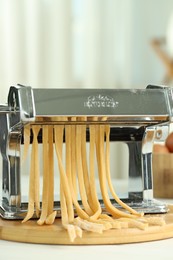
<box><xmin>81</xmin><ymin>124</ymin><xmax>93</xmax><ymax>210</ymax></box>
<box><xmin>22</xmin><ymin>124</ymin><xmax>31</xmax><ymax>163</ymax></box>
<box><xmin>88</xmin><ymin>124</ymin><xmax>102</xmax><ymax>220</ymax></box>
<box><xmin>75</xmin><ymin>125</ymin><xmax>93</xmax><ymax>216</ymax></box>
<box><xmin>70</xmin><ymin>117</ymin><xmax>77</xmax><ymax>198</ymax></box>
<box><xmin>47</xmin><ymin>125</ymin><xmax>54</xmax><ymax>216</ymax></box>
<box><xmin>37</xmin><ymin>125</ymin><xmax>50</xmax><ymax>225</ymax></box>
<box><xmin>54</xmin><ymin>125</ymin><xmax>74</xmax><ymax>223</ymax></box>
<box><xmin>97</xmin><ymin>125</ymin><xmax>140</xmax><ymax>218</ymax></box>
<box><xmin>22</xmin><ymin>125</ymin><xmax>40</xmax><ymax>222</ymax></box>
<box><xmin>105</xmin><ymin>125</ymin><xmax>142</xmax><ymax>217</ymax></box>
<box><xmin>22</xmin><ymin>120</ymin><xmax>166</xmax><ymax>242</ymax></box>
<box><xmin>54</xmin><ymin>125</ymin><xmax>82</xmax><ymax>241</ymax></box>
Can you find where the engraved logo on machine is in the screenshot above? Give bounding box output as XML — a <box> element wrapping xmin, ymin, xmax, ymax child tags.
<box><xmin>84</xmin><ymin>94</ymin><xmax>119</xmax><ymax>109</ymax></box>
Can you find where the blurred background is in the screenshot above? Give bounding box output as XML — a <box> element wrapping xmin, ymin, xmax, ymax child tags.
<box><xmin>1</xmin><ymin>0</ymin><xmax>173</xmax><ymax>103</ymax></box>
<box><xmin>1</xmin><ymin>0</ymin><xmax>173</xmax><ymax>183</ymax></box>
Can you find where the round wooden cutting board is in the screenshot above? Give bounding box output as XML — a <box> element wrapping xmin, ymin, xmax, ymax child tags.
<box><xmin>1</xmin><ymin>206</ymin><xmax>173</xmax><ymax>245</ymax></box>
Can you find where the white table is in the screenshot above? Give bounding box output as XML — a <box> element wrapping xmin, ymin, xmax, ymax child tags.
<box><xmin>0</xmin><ymin>238</ymin><xmax>173</xmax><ymax>260</ymax></box>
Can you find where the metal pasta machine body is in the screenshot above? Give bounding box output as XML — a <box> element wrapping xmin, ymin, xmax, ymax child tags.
<box><xmin>0</xmin><ymin>84</ymin><xmax>173</xmax><ymax>219</ymax></box>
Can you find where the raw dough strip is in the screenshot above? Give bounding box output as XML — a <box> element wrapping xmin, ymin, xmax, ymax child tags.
<box><xmin>139</xmin><ymin>216</ymin><xmax>166</xmax><ymax>226</ymax></box>
<box><xmin>22</xmin><ymin>125</ymin><xmax>41</xmax><ymax>222</ymax></box>
<box><xmin>74</xmin><ymin>217</ymin><xmax>104</xmax><ymax>233</ymax></box>
<box><xmin>54</xmin><ymin>124</ymin><xmax>81</xmax><ymax>242</ymax></box>
<box><xmin>105</xmin><ymin>125</ymin><xmax>142</xmax><ymax>217</ymax></box>
<box><xmin>64</xmin><ymin>124</ymin><xmax>90</xmax><ymax>220</ymax></box>
<box><xmin>55</xmin><ymin>125</ymin><xmax>72</xmax><ymax>225</ymax></box>
<box><xmin>81</xmin><ymin>124</ymin><xmax>93</xmax><ymax>206</ymax></box>
<box><xmin>22</xmin><ymin>132</ymin><xmax>35</xmax><ymax>223</ymax></box>
<box><xmin>32</xmin><ymin>125</ymin><xmax>41</xmax><ymax>217</ymax></box>
<box><xmin>37</xmin><ymin>125</ymin><xmax>49</xmax><ymax>225</ymax></box>
<box><xmin>47</xmin><ymin>125</ymin><xmax>54</xmax><ymax>216</ymax></box>
<box><xmin>71</xmin><ymin>119</ymin><xmax>77</xmax><ymax>198</ymax></box>
<box><xmin>76</xmin><ymin>125</ymin><xmax>93</xmax><ymax>216</ymax></box>
<box><xmin>146</xmin><ymin>217</ymin><xmax>165</xmax><ymax>226</ymax></box>
<box><xmin>80</xmin><ymin>119</ymin><xmax>102</xmax><ymax>219</ymax></box>
<box><xmin>60</xmin><ymin>181</ymin><xmax>76</xmax><ymax>242</ymax></box>
<box><xmin>97</xmin><ymin>125</ymin><xmax>139</xmax><ymax>218</ymax></box>
<box><xmin>94</xmin><ymin>216</ymin><xmax>128</xmax><ymax>230</ymax></box>
<box><xmin>89</xmin><ymin>218</ymin><xmax>112</xmax><ymax>230</ymax></box>
<box><xmin>45</xmin><ymin>211</ymin><xmax>57</xmax><ymax>225</ymax></box>
<box><xmin>119</xmin><ymin>218</ymin><xmax>148</xmax><ymax>230</ymax></box>
<box><xmin>99</xmin><ymin>214</ymin><xmax>125</xmax><ymax>229</ymax></box>
<box><xmin>22</xmin><ymin>124</ymin><xmax>31</xmax><ymax>163</ymax></box>
<box><xmin>65</xmin><ymin>125</ymin><xmax>71</xmax><ymax>178</ymax></box>
<box><xmin>89</xmin><ymin>125</ymin><xmax>102</xmax><ymax>220</ymax></box>
<box><xmin>54</xmin><ymin>125</ymin><xmax>74</xmax><ymax>223</ymax></box>
<box><xmin>65</xmin><ymin>125</ymin><xmax>75</xmax><ymax>222</ymax></box>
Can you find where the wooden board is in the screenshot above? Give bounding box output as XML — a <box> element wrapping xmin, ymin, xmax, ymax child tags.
<box><xmin>1</xmin><ymin>206</ymin><xmax>173</xmax><ymax>245</ymax></box>
<box><xmin>153</xmin><ymin>154</ymin><xmax>173</xmax><ymax>198</ymax></box>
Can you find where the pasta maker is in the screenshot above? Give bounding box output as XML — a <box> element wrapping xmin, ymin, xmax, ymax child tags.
<box><xmin>0</xmin><ymin>84</ymin><xmax>172</xmax><ymax>220</ymax></box>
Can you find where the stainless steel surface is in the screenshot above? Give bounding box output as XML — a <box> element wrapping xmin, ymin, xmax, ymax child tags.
<box><xmin>0</xmin><ymin>84</ymin><xmax>173</xmax><ymax>219</ymax></box>
<box><xmin>0</xmin><ymin>198</ymin><xmax>168</xmax><ymax>220</ymax></box>
<box><xmin>32</xmin><ymin>87</ymin><xmax>171</xmax><ymax>117</ymax></box>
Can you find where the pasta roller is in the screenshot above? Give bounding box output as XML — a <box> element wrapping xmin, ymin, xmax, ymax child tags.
<box><xmin>0</xmin><ymin>84</ymin><xmax>172</xmax><ymax>220</ymax></box>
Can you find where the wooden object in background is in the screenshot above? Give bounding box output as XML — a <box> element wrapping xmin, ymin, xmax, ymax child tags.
<box><xmin>153</xmin><ymin>154</ymin><xmax>173</xmax><ymax>198</ymax></box>
<box><xmin>151</xmin><ymin>38</ymin><xmax>173</xmax><ymax>84</ymax></box>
